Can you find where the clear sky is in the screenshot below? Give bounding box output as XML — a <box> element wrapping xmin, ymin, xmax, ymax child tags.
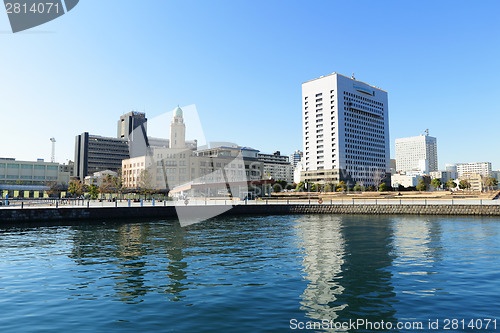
<box><xmin>1</xmin><ymin>0</ymin><xmax>499</xmax><ymax>170</ymax></box>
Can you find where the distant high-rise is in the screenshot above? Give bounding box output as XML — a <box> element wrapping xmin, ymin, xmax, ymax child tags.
<box><xmin>390</xmin><ymin>159</ymin><xmax>397</xmax><ymax>175</ymax></box>
<box><xmin>74</xmin><ymin>133</ymin><xmax>129</xmax><ymax>180</ymax></box>
<box><xmin>395</xmin><ymin>134</ymin><xmax>438</xmax><ymax>173</ymax></box>
<box><xmin>118</xmin><ymin>111</ymin><xmax>149</xmax><ymax>158</ymax></box>
<box><xmin>445</xmin><ymin>163</ymin><xmax>457</xmax><ymax>173</ymax></box>
<box><xmin>289</xmin><ymin>150</ymin><xmax>303</xmax><ymax>168</ymax></box>
<box><xmin>75</xmin><ymin>111</ymin><xmax>146</xmax><ymax>179</ymax></box>
<box><xmin>117</xmin><ymin>111</ymin><xmax>147</xmax><ymax>141</ymax></box>
<box><xmin>301</xmin><ymin>73</ymin><xmax>390</xmax><ymax>186</ymax></box>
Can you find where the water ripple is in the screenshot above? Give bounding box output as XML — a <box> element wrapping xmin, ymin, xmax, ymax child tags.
<box><xmin>0</xmin><ymin>215</ymin><xmax>499</xmax><ymax>332</ymax></box>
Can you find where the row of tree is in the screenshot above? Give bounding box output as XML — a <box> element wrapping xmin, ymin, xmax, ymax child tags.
<box><xmin>272</xmin><ymin>176</ymin><xmax>499</xmax><ymax>193</ymax></box>
<box><xmin>293</xmin><ymin>181</ymin><xmax>389</xmax><ymax>193</ymax></box>
<box><xmin>59</xmin><ymin>172</ymin><xmax>499</xmax><ymax>198</ymax></box>
<box><xmin>418</xmin><ymin>176</ymin><xmax>498</xmax><ymax>192</ymax></box>
<box><xmin>67</xmin><ymin>174</ymin><xmax>127</xmax><ymax>199</ymax></box>
<box><xmin>64</xmin><ymin>169</ymin><xmax>164</xmax><ymax>199</ymax></box>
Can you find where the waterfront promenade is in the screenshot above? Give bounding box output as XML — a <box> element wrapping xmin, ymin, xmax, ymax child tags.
<box><xmin>1</xmin><ymin>197</ymin><xmax>500</xmax><ymax>223</ymax></box>
<box><xmin>1</xmin><ymin>197</ymin><xmax>500</xmax><ymax>209</ymax></box>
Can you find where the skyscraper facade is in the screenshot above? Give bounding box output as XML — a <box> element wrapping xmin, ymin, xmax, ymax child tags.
<box><xmin>74</xmin><ymin>133</ymin><xmax>129</xmax><ymax>180</ymax></box>
<box><xmin>301</xmin><ymin>73</ymin><xmax>390</xmax><ymax>186</ymax></box>
<box><xmin>395</xmin><ymin>134</ymin><xmax>438</xmax><ymax>173</ymax></box>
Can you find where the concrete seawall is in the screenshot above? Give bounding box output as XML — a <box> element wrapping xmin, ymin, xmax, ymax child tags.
<box><xmin>1</xmin><ymin>204</ymin><xmax>500</xmax><ymax>224</ymax></box>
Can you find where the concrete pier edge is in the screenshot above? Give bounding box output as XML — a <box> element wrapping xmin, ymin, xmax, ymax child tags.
<box><xmin>1</xmin><ymin>204</ymin><xmax>500</xmax><ymax>224</ymax></box>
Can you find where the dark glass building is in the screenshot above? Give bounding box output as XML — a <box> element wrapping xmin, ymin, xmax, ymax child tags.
<box><xmin>74</xmin><ymin>133</ymin><xmax>129</xmax><ymax>180</ymax></box>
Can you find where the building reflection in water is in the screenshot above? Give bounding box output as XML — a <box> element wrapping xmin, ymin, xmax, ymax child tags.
<box><xmin>162</xmin><ymin>224</ymin><xmax>189</xmax><ymax>302</ymax></box>
<box><xmin>391</xmin><ymin>217</ymin><xmax>444</xmax><ymax>297</ymax></box>
<box><xmin>295</xmin><ymin>215</ymin><xmax>346</xmax><ymax>322</ymax></box>
<box><xmin>68</xmin><ymin>221</ymin><xmax>189</xmax><ymax>303</ymax></box>
<box><xmin>295</xmin><ymin>215</ymin><xmax>398</xmax><ymax>327</ymax></box>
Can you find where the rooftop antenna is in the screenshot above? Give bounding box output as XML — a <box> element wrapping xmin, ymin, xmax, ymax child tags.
<box><xmin>351</xmin><ymin>73</ymin><xmax>356</xmax><ymax>80</ymax></box>
<box><xmin>50</xmin><ymin>137</ymin><xmax>56</xmax><ymax>163</ymax></box>
<box><xmin>425</xmin><ymin>129</ymin><xmax>429</xmax><ymax>136</ymax></box>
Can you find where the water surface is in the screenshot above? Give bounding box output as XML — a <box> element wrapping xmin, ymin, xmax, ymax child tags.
<box><xmin>0</xmin><ymin>215</ymin><xmax>499</xmax><ymax>332</ymax></box>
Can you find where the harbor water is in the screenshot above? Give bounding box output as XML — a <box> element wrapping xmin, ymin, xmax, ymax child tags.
<box><xmin>0</xmin><ymin>215</ymin><xmax>499</xmax><ymax>332</ymax></box>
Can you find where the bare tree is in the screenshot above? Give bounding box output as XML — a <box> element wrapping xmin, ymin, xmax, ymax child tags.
<box><xmin>99</xmin><ymin>174</ymin><xmax>114</xmax><ymax>199</ymax></box>
<box><xmin>46</xmin><ymin>180</ymin><xmax>65</xmax><ymax>197</ymax></box>
<box><xmin>113</xmin><ymin>168</ymin><xmax>126</xmax><ymax>200</ymax></box>
<box><xmin>138</xmin><ymin>169</ymin><xmax>153</xmax><ymax>197</ymax></box>
<box><xmin>372</xmin><ymin>168</ymin><xmax>386</xmax><ymax>188</ymax></box>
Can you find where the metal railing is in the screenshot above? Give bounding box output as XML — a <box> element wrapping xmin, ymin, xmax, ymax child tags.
<box><xmin>1</xmin><ymin>197</ymin><xmax>500</xmax><ymax>209</ymax></box>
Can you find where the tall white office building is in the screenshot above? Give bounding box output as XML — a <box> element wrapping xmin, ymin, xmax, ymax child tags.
<box><xmin>301</xmin><ymin>73</ymin><xmax>390</xmax><ymax>186</ymax></box>
<box><xmin>395</xmin><ymin>134</ymin><xmax>438</xmax><ymax>173</ymax></box>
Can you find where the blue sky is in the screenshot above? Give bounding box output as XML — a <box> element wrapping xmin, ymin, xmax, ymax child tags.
<box><xmin>0</xmin><ymin>0</ymin><xmax>499</xmax><ymax>170</ymax></box>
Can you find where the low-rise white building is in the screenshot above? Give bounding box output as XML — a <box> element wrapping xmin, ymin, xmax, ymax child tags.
<box><xmin>430</xmin><ymin>170</ymin><xmax>458</xmax><ymax>184</ymax></box>
<box><xmin>468</xmin><ymin>173</ymin><xmax>483</xmax><ymax>192</ymax></box>
<box><xmin>457</xmin><ymin>162</ymin><xmax>492</xmax><ymax>178</ymax></box>
<box><xmin>84</xmin><ymin>170</ymin><xmax>118</xmax><ymax>186</ymax></box>
<box><xmin>0</xmin><ymin>158</ymin><xmax>70</xmax><ymax>185</ymax></box>
<box><xmin>391</xmin><ymin>174</ymin><xmax>419</xmax><ymax>188</ymax></box>
<box><xmin>258</xmin><ymin>151</ymin><xmax>293</xmax><ymax>184</ymax></box>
